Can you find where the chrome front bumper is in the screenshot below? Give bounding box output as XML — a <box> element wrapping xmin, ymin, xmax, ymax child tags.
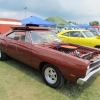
<box><xmin>77</xmin><ymin>67</ymin><xmax>100</xmax><ymax>83</ymax></box>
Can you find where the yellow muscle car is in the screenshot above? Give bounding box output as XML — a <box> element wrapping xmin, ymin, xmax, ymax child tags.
<box><xmin>57</xmin><ymin>29</ymin><xmax>100</xmax><ymax>48</ymax></box>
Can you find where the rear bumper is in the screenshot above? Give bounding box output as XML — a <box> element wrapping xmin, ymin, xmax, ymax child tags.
<box><xmin>77</xmin><ymin>67</ymin><xmax>100</xmax><ymax>83</ymax></box>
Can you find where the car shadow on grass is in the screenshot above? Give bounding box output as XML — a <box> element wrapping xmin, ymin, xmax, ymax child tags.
<box><xmin>4</xmin><ymin>58</ymin><xmax>44</xmax><ymax>83</ymax></box>
<box><xmin>3</xmin><ymin>58</ymin><xmax>100</xmax><ymax>100</ymax></box>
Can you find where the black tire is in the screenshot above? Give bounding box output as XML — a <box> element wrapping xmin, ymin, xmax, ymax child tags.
<box><xmin>42</xmin><ymin>63</ymin><xmax>64</xmax><ymax>88</ymax></box>
<box><xmin>0</xmin><ymin>48</ymin><xmax>9</xmax><ymax>61</ymax></box>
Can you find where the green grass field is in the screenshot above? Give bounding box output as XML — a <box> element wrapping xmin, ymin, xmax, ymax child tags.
<box><xmin>0</xmin><ymin>59</ymin><xmax>100</xmax><ymax>100</ymax></box>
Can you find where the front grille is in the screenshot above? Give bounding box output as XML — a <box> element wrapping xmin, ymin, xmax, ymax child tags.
<box><xmin>90</xmin><ymin>59</ymin><xmax>100</xmax><ymax>68</ymax></box>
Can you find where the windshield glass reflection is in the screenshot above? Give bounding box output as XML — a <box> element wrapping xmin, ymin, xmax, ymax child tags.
<box><xmin>30</xmin><ymin>31</ymin><xmax>62</xmax><ymax>44</ymax></box>
<box><xmin>83</xmin><ymin>31</ymin><xmax>95</xmax><ymax>38</ymax></box>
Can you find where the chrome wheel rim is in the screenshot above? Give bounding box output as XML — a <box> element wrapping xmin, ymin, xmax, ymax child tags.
<box><xmin>45</xmin><ymin>67</ymin><xmax>57</xmax><ymax>84</ymax></box>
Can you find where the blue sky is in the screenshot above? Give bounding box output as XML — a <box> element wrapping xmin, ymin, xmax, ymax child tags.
<box><xmin>0</xmin><ymin>0</ymin><xmax>100</xmax><ymax>24</ymax></box>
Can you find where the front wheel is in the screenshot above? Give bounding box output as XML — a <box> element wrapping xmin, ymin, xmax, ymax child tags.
<box><xmin>42</xmin><ymin>63</ymin><xmax>64</xmax><ymax>88</ymax></box>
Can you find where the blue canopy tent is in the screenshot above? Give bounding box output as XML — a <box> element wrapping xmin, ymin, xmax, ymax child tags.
<box><xmin>64</xmin><ymin>23</ymin><xmax>80</xmax><ymax>29</ymax></box>
<box><xmin>79</xmin><ymin>23</ymin><xmax>92</xmax><ymax>28</ymax></box>
<box><xmin>21</xmin><ymin>16</ymin><xmax>56</xmax><ymax>27</ymax></box>
<box><xmin>69</xmin><ymin>23</ymin><xmax>80</xmax><ymax>28</ymax></box>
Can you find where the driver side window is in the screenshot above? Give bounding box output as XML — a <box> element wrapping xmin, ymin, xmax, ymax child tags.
<box><xmin>69</xmin><ymin>31</ymin><xmax>84</xmax><ymax>38</ymax></box>
<box><xmin>63</xmin><ymin>32</ymin><xmax>70</xmax><ymax>36</ymax></box>
<box><xmin>6</xmin><ymin>31</ymin><xmax>26</xmax><ymax>42</ymax></box>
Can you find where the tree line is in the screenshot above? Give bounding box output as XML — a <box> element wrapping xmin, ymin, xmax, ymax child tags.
<box><xmin>69</xmin><ymin>21</ymin><xmax>99</xmax><ymax>26</ymax></box>
<box><xmin>89</xmin><ymin>21</ymin><xmax>99</xmax><ymax>26</ymax></box>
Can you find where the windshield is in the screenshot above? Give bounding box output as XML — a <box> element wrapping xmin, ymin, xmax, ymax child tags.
<box><xmin>89</xmin><ymin>29</ymin><xmax>100</xmax><ymax>36</ymax></box>
<box><xmin>90</xmin><ymin>30</ymin><xmax>99</xmax><ymax>36</ymax></box>
<box><xmin>82</xmin><ymin>31</ymin><xmax>95</xmax><ymax>38</ymax></box>
<box><xmin>30</xmin><ymin>31</ymin><xmax>62</xmax><ymax>44</ymax></box>
<box><xmin>96</xmin><ymin>29</ymin><xmax>100</xmax><ymax>34</ymax></box>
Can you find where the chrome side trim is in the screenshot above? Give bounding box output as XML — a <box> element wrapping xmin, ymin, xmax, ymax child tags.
<box><xmin>77</xmin><ymin>67</ymin><xmax>100</xmax><ymax>83</ymax></box>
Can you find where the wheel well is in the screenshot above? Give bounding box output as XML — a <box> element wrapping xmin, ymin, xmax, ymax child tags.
<box><xmin>39</xmin><ymin>62</ymin><xmax>60</xmax><ymax>72</ymax></box>
<box><xmin>39</xmin><ymin>62</ymin><xmax>48</xmax><ymax>71</ymax></box>
<box><xmin>94</xmin><ymin>45</ymin><xmax>100</xmax><ymax>48</ymax></box>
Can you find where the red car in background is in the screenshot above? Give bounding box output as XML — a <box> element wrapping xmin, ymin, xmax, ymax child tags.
<box><xmin>0</xmin><ymin>25</ymin><xmax>100</xmax><ymax>88</ymax></box>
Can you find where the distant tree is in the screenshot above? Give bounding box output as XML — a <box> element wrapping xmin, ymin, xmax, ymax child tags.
<box><xmin>89</xmin><ymin>21</ymin><xmax>99</xmax><ymax>26</ymax></box>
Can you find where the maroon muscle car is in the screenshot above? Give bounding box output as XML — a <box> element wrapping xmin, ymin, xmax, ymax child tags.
<box><xmin>0</xmin><ymin>25</ymin><xmax>100</xmax><ymax>88</ymax></box>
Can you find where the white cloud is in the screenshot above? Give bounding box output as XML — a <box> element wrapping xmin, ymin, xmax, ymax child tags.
<box><xmin>0</xmin><ymin>0</ymin><xmax>100</xmax><ymax>23</ymax></box>
<box><xmin>0</xmin><ymin>10</ymin><xmax>17</xmax><ymax>17</ymax></box>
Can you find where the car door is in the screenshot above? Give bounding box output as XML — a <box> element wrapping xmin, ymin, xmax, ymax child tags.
<box><xmin>6</xmin><ymin>31</ymin><xmax>32</xmax><ymax>66</ymax></box>
<box><xmin>6</xmin><ymin>31</ymin><xmax>20</xmax><ymax>59</ymax></box>
<box><xmin>15</xmin><ymin>31</ymin><xmax>32</xmax><ymax>66</ymax></box>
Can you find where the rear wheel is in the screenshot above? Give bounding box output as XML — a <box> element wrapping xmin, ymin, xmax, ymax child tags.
<box><xmin>42</xmin><ymin>63</ymin><xmax>64</xmax><ymax>88</ymax></box>
<box><xmin>0</xmin><ymin>48</ymin><xmax>9</xmax><ymax>61</ymax></box>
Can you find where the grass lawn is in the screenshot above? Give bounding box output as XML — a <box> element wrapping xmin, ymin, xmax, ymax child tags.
<box><xmin>0</xmin><ymin>58</ymin><xmax>100</xmax><ymax>100</ymax></box>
